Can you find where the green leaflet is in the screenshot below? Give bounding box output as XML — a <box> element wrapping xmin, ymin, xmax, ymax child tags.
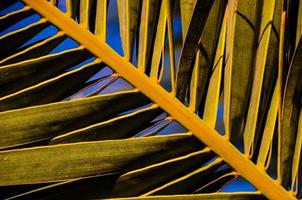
<box><xmin>0</xmin><ymin>134</ymin><xmax>202</xmax><ymax>186</ymax></box>
<box><xmin>0</xmin><ymin>60</ymin><xmax>104</xmax><ymax>111</ymax></box>
<box><xmin>15</xmin><ymin>147</ymin><xmax>213</xmax><ymax>198</ymax></box>
<box><xmin>296</xmin><ymin>0</ymin><xmax>302</xmax><ymax>48</ymax></box>
<box><xmin>202</xmin><ymin>8</ymin><xmax>227</xmax><ymax>127</ymax></box>
<box><xmin>194</xmin><ymin>170</ymin><xmax>237</xmax><ymax>193</ymax></box>
<box><xmin>224</xmin><ymin>0</ymin><xmax>260</xmax><ymax>142</ymax></box>
<box><xmin>176</xmin><ymin>0</ymin><xmax>214</xmax><ymax>102</ymax></box>
<box><xmin>0</xmin><ymin>19</ymin><xmax>48</xmax><ymax>59</ymax></box>
<box><xmin>0</xmin><ymin>6</ymin><xmax>35</xmax><ymax>33</ymax></box>
<box><xmin>0</xmin><ymin>89</ymin><xmax>149</xmax><ymax>149</ymax></box>
<box><xmin>142</xmin><ymin>158</ymin><xmax>224</xmax><ymax>196</ymax></box>
<box><xmin>149</xmin><ymin>0</ymin><xmax>167</xmax><ymax>80</ymax></box>
<box><xmin>149</xmin><ymin>0</ymin><xmax>176</xmax><ymax>86</ymax></box>
<box><xmin>117</xmin><ymin>0</ymin><xmax>140</xmax><ymax>60</ymax></box>
<box><xmin>50</xmin><ymin>104</ymin><xmax>162</xmax><ymax>144</ymax></box>
<box><xmin>180</xmin><ymin>0</ymin><xmax>196</xmax><ymax>39</ymax></box>
<box><xmin>4</xmin><ymin>148</ymin><xmax>211</xmax><ymax>199</ymax></box>
<box><xmin>137</xmin><ymin>0</ymin><xmax>161</xmax><ymax>72</ymax></box>
<box><xmin>257</xmin><ymin>82</ymin><xmax>279</xmax><ymax>168</ymax></box>
<box><xmin>0</xmin><ymin>32</ymin><xmax>67</xmax><ymax>65</ymax></box>
<box><xmin>113</xmin><ymin>192</ymin><xmax>266</xmax><ymax>200</ymax></box>
<box><xmin>280</xmin><ymin>37</ymin><xmax>302</xmax><ymax>188</ymax></box>
<box><xmin>250</xmin><ymin>0</ymin><xmax>282</xmax><ymax>159</ymax></box>
<box><xmin>188</xmin><ymin>0</ymin><xmax>226</xmax><ymax>111</ymax></box>
<box><xmin>109</xmin><ymin>149</ymin><xmax>214</xmax><ymax>198</ymax></box>
<box><xmin>2</xmin><ymin>177</ymin><xmax>102</xmax><ymax>200</ymax></box>
<box><xmin>165</xmin><ymin>1</ymin><xmax>176</xmax><ymax>94</ymax></box>
<box><xmin>291</xmin><ymin>109</ymin><xmax>302</xmax><ymax>192</ymax></box>
<box><xmin>243</xmin><ymin>0</ymin><xmax>281</xmax><ymax>156</ymax></box>
<box><xmin>0</xmin><ymin>47</ymin><xmax>91</xmax><ymax>97</ymax></box>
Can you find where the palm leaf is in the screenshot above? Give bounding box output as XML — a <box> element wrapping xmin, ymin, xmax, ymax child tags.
<box><xmin>0</xmin><ymin>0</ymin><xmax>302</xmax><ymax>199</ymax></box>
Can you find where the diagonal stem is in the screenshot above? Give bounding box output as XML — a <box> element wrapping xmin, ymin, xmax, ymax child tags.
<box><xmin>23</xmin><ymin>1</ymin><xmax>295</xmax><ymax>199</ymax></box>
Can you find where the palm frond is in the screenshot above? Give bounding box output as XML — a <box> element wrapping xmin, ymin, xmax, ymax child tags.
<box><xmin>0</xmin><ymin>0</ymin><xmax>302</xmax><ymax>199</ymax></box>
